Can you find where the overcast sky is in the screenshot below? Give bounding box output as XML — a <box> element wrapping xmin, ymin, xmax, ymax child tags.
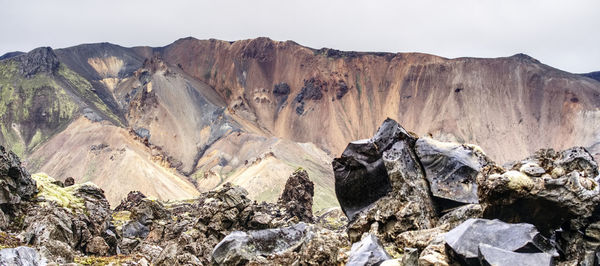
<box><xmin>1</xmin><ymin>0</ymin><xmax>599</xmax><ymax>73</ymax></box>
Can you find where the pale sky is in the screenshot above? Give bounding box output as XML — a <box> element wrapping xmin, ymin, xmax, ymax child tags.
<box><xmin>1</xmin><ymin>0</ymin><xmax>599</xmax><ymax>73</ymax></box>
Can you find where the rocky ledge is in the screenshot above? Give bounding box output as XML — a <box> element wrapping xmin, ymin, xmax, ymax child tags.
<box><xmin>0</xmin><ymin>118</ymin><xmax>599</xmax><ymax>265</ymax></box>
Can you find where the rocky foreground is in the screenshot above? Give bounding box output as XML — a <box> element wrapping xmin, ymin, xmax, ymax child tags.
<box><xmin>0</xmin><ymin>118</ymin><xmax>599</xmax><ymax>265</ymax></box>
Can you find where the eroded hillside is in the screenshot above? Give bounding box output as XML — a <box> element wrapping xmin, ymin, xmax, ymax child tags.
<box><xmin>2</xmin><ymin>37</ymin><xmax>599</xmax><ymax>209</ymax></box>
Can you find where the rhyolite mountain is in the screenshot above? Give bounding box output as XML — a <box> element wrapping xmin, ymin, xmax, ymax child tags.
<box><xmin>1</xmin><ymin>37</ymin><xmax>599</xmax><ymax>208</ymax></box>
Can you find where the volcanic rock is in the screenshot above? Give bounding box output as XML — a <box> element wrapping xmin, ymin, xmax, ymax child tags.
<box><xmin>63</xmin><ymin>177</ymin><xmax>74</xmax><ymax>187</ymax></box>
<box><xmin>333</xmin><ymin>118</ymin><xmax>416</xmax><ymax>221</ymax></box>
<box><xmin>444</xmin><ymin>218</ymin><xmax>557</xmax><ymax>265</ymax></box>
<box><xmin>211</xmin><ymin>222</ymin><xmax>311</xmax><ymax>265</ymax></box>
<box><xmin>15</xmin><ymin>47</ymin><xmax>60</xmax><ymax>78</ymax></box>
<box><xmin>477</xmin><ymin>243</ymin><xmax>553</xmax><ymax>266</ymax></box>
<box><xmin>122</xmin><ymin>221</ymin><xmax>150</xmax><ymax>239</ymax></box>
<box><xmin>114</xmin><ymin>190</ymin><xmax>147</xmax><ymax>212</ymax></box>
<box><xmin>277</xmin><ymin>168</ymin><xmax>314</xmax><ymax>223</ymax></box>
<box><xmin>478</xmin><ymin>147</ymin><xmax>600</xmax><ymax>233</ymax></box>
<box><xmin>0</xmin><ymin>146</ymin><xmax>37</xmax><ymax>205</ymax></box>
<box><xmin>346</xmin><ymin>234</ymin><xmax>391</xmax><ymax>266</ymax></box>
<box><xmin>0</xmin><ymin>246</ymin><xmax>46</xmax><ymax>265</ymax></box>
<box><xmin>415</xmin><ymin>138</ymin><xmax>490</xmax><ymax>208</ymax></box>
<box><xmin>20</xmin><ymin>173</ymin><xmax>113</xmax><ymax>259</ymax></box>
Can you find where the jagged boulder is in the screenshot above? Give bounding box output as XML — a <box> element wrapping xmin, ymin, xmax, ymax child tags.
<box><xmin>478</xmin><ymin>147</ymin><xmax>600</xmax><ymax>233</ymax></box>
<box><xmin>212</xmin><ymin>223</ymin><xmax>312</xmax><ymax>265</ymax></box>
<box><xmin>333</xmin><ymin>118</ymin><xmax>417</xmax><ymax>221</ymax></box>
<box><xmin>0</xmin><ymin>146</ymin><xmax>37</xmax><ymax>206</ymax></box>
<box><xmin>346</xmin><ymin>234</ymin><xmax>391</xmax><ymax>266</ymax></box>
<box><xmin>278</xmin><ymin>169</ymin><xmax>314</xmax><ymax>222</ymax></box>
<box><xmin>415</xmin><ymin>137</ymin><xmax>490</xmax><ymax>209</ymax></box>
<box><xmin>444</xmin><ymin>218</ymin><xmax>557</xmax><ymax>265</ymax></box>
<box><xmin>335</xmin><ymin>119</ymin><xmax>439</xmax><ymax>243</ymax></box>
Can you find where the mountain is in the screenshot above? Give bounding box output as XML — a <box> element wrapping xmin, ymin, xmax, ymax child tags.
<box><xmin>581</xmin><ymin>71</ymin><xmax>600</xmax><ymax>82</ymax></box>
<box><xmin>1</xmin><ymin>37</ymin><xmax>599</xmax><ymax>209</ymax></box>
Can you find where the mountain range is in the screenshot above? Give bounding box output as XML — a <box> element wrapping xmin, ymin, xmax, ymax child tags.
<box><xmin>1</xmin><ymin>37</ymin><xmax>599</xmax><ymax>209</ymax></box>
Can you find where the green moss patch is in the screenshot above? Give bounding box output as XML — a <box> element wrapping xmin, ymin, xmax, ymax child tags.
<box><xmin>32</xmin><ymin>173</ymin><xmax>98</xmax><ymax>211</ymax></box>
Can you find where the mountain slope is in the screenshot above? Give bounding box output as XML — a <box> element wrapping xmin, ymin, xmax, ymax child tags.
<box><xmin>2</xmin><ymin>37</ymin><xmax>599</xmax><ymax>209</ymax></box>
<box><xmin>160</xmin><ymin>38</ymin><xmax>600</xmax><ymax>163</ymax></box>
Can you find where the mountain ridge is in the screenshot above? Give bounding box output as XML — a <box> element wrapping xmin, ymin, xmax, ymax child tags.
<box><xmin>1</xmin><ymin>37</ymin><xmax>599</xmax><ymax>209</ymax></box>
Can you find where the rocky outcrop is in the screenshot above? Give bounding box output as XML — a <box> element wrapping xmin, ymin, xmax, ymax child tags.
<box><xmin>20</xmin><ymin>173</ymin><xmax>113</xmax><ymax>262</ymax></box>
<box><xmin>14</xmin><ymin>47</ymin><xmax>60</xmax><ymax>78</ymax></box>
<box><xmin>334</xmin><ymin>119</ymin><xmax>600</xmax><ymax>265</ymax></box>
<box><xmin>0</xmin><ymin>146</ymin><xmax>37</xmax><ymax>206</ymax></box>
<box><xmin>277</xmin><ymin>169</ymin><xmax>314</xmax><ymax>223</ymax></box>
<box><xmin>479</xmin><ymin>147</ymin><xmax>600</xmax><ymax>233</ymax></box>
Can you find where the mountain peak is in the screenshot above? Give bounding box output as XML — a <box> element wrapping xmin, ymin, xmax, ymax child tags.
<box><xmin>13</xmin><ymin>47</ymin><xmax>60</xmax><ymax>78</ymax></box>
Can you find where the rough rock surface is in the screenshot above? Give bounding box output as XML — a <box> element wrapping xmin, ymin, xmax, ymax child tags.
<box><xmin>444</xmin><ymin>218</ymin><xmax>557</xmax><ymax>265</ymax></box>
<box><xmin>2</xmin><ymin>118</ymin><xmax>600</xmax><ymax>265</ymax></box>
<box><xmin>212</xmin><ymin>223</ymin><xmax>311</xmax><ymax>264</ymax></box>
<box><xmin>477</xmin><ymin>243</ymin><xmax>553</xmax><ymax>266</ymax></box>
<box><xmin>346</xmin><ymin>234</ymin><xmax>391</xmax><ymax>266</ymax></box>
<box><xmin>333</xmin><ymin>119</ymin><xmax>600</xmax><ymax>265</ymax></box>
<box><xmin>278</xmin><ymin>169</ymin><xmax>314</xmax><ymax>223</ymax></box>
<box><xmin>0</xmin><ymin>246</ymin><xmax>46</xmax><ymax>265</ymax></box>
<box><xmin>334</xmin><ymin>118</ymin><xmax>440</xmax><ymax>244</ymax></box>
<box><xmin>479</xmin><ymin>147</ymin><xmax>600</xmax><ymax>233</ymax></box>
<box><xmin>415</xmin><ymin>137</ymin><xmax>490</xmax><ymax>208</ymax></box>
<box><xmin>0</xmin><ymin>146</ymin><xmax>37</xmax><ymax>206</ymax></box>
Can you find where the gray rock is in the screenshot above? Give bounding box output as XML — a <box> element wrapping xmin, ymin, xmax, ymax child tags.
<box><xmin>444</xmin><ymin>218</ymin><xmax>557</xmax><ymax>265</ymax></box>
<box><xmin>519</xmin><ymin>162</ymin><xmax>546</xmax><ymax>176</ymax></box>
<box><xmin>134</xmin><ymin>127</ymin><xmax>151</xmax><ymax>140</ymax></box>
<box><xmin>122</xmin><ymin>221</ymin><xmax>150</xmax><ymax>239</ymax></box>
<box><xmin>347</xmin><ymin>234</ymin><xmax>391</xmax><ymax>266</ymax></box>
<box><xmin>399</xmin><ymin>248</ymin><xmax>419</xmax><ymax>266</ymax></box>
<box><xmin>153</xmin><ymin>243</ymin><xmax>178</xmax><ymax>266</ymax></box>
<box><xmin>0</xmin><ymin>246</ymin><xmax>46</xmax><ymax>266</ymax></box>
<box><xmin>211</xmin><ymin>222</ymin><xmax>311</xmax><ymax>265</ymax></box>
<box><xmin>557</xmin><ymin>147</ymin><xmax>599</xmax><ymax>178</ymax></box>
<box><xmin>415</xmin><ymin>138</ymin><xmax>488</xmax><ymax>208</ymax></box>
<box><xmin>479</xmin><ymin>147</ymin><xmax>600</xmax><ymax>234</ymax></box>
<box><xmin>0</xmin><ymin>146</ymin><xmax>37</xmax><ymax>205</ymax></box>
<box><xmin>478</xmin><ymin>243</ymin><xmax>553</xmax><ymax>266</ymax></box>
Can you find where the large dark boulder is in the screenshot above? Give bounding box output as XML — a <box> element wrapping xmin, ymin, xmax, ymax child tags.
<box><xmin>346</xmin><ymin>234</ymin><xmax>391</xmax><ymax>266</ymax></box>
<box><xmin>415</xmin><ymin>138</ymin><xmax>489</xmax><ymax>208</ymax></box>
<box><xmin>278</xmin><ymin>169</ymin><xmax>314</xmax><ymax>223</ymax></box>
<box><xmin>332</xmin><ymin>118</ymin><xmax>416</xmax><ymax>221</ymax></box>
<box><xmin>444</xmin><ymin>218</ymin><xmax>557</xmax><ymax>265</ymax></box>
<box><xmin>0</xmin><ymin>146</ymin><xmax>37</xmax><ymax>206</ymax></box>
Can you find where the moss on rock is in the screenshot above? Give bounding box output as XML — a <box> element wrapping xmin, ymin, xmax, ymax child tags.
<box><xmin>32</xmin><ymin>173</ymin><xmax>98</xmax><ymax>211</ymax></box>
